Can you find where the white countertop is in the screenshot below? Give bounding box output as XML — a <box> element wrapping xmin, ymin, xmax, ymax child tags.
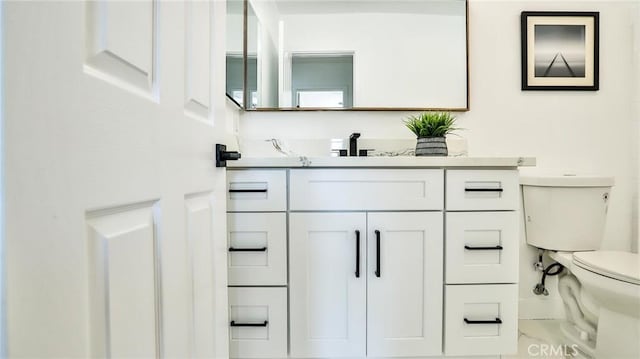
<box><xmin>228</xmin><ymin>156</ymin><xmax>536</xmax><ymax>168</ymax></box>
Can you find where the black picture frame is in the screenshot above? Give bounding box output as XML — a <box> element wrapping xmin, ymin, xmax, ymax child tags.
<box><xmin>521</xmin><ymin>11</ymin><xmax>599</xmax><ymax>91</ymax></box>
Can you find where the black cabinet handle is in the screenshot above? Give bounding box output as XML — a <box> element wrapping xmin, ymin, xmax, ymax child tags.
<box><xmin>375</xmin><ymin>230</ymin><xmax>381</xmax><ymax>278</ymax></box>
<box><xmin>355</xmin><ymin>230</ymin><xmax>361</xmax><ymax>278</ymax></box>
<box><xmin>464</xmin><ymin>318</ymin><xmax>502</xmax><ymax>324</ymax></box>
<box><xmin>229</xmin><ymin>189</ymin><xmax>268</xmax><ymax>193</ymax></box>
<box><xmin>230</xmin><ymin>320</ymin><xmax>268</xmax><ymax>327</ymax></box>
<box><xmin>464</xmin><ymin>245</ymin><xmax>504</xmax><ymax>251</ymax></box>
<box><xmin>229</xmin><ymin>247</ymin><xmax>267</xmax><ymax>252</ymax></box>
<box><xmin>464</xmin><ymin>188</ymin><xmax>504</xmax><ymax>192</ymax></box>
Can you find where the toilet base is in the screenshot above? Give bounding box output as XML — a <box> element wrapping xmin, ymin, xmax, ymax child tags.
<box><xmin>559</xmin><ymin>321</ymin><xmax>595</xmax><ymax>358</ymax></box>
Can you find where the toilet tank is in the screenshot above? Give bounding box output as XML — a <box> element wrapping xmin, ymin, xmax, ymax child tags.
<box><xmin>521</xmin><ymin>175</ymin><xmax>614</xmax><ymax>251</ymax></box>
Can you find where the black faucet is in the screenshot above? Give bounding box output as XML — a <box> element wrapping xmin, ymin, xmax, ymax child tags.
<box><xmin>349</xmin><ymin>133</ymin><xmax>361</xmax><ymax>157</ymax></box>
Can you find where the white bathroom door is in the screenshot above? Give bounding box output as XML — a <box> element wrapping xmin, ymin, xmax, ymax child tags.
<box><xmin>3</xmin><ymin>1</ymin><xmax>230</xmax><ymax>358</ymax></box>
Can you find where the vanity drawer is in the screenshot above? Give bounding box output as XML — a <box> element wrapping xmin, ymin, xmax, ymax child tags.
<box><xmin>444</xmin><ymin>284</ymin><xmax>517</xmax><ymax>356</ymax></box>
<box><xmin>290</xmin><ymin>169</ymin><xmax>444</xmax><ymax>211</ymax></box>
<box><xmin>445</xmin><ymin>212</ymin><xmax>518</xmax><ymax>284</ymax></box>
<box><xmin>229</xmin><ymin>287</ymin><xmax>288</xmax><ymax>359</ymax></box>
<box><xmin>227</xmin><ymin>170</ymin><xmax>287</xmax><ymax>212</ymax></box>
<box><xmin>446</xmin><ymin>170</ymin><xmax>519</xmax><ymax>210</ymax></box>
<box><xmin>227</xmin><ymin>213</ymin><xmax>287</xmax><ymax>286</ymax></box>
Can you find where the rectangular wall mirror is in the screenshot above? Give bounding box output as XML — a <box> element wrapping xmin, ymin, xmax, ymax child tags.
<box><xmin>226</xmin><ymin>0</ymin><xmax>469</xmax><ymax>111</ymax></box>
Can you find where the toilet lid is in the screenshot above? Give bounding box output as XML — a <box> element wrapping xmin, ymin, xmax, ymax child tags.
<box><xmin>573</xmin><ymin>251</ymin><xmax>640</xmax><ymax>285</ymax></box>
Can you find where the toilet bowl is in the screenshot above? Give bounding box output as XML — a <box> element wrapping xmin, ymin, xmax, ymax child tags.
<box><xmin>521</xmin><ymin>175</ymin><xmax>640</xmax><ymax>358</ymax></box>
<box><xmin>571</xmin><ymin>251</ymin><xmax>640</xmax><ymax>358</ymax></box>
<box><xmin>548</xmin><ymin>250</ymin><xmax>640</xmax><ymax>358</ymax></box>
<box><xmin>572</xmin><ymin>251</ymin><xmax>640</xmax><ymax>317</ymax></box>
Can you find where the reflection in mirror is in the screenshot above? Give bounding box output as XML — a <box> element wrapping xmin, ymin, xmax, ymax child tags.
<box><xmin>226</xmin><ymin>0</ymin><xmax>244</xmax><ymax>106</ymax></box>
<box><xmin>246</xmin><ymin>0</ymin><xmax>279</xmax><ymax>109</ymax></box>
<box><xmin>242</xmin><ymin>0</ymin><xmax>468</xmax><ymax>111</ymax></box>
<box><xmin>292</xmin><ymin>54</ymin><xmax>353</xmax><ymax>108</ymax></box>
<box><xmin>246</xmin><ymin>3</ymin><xmax>258</xmax><ymax>108</ymax></box>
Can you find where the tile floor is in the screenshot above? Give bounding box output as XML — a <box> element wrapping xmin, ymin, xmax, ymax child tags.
<box><xmin>507</xmin><ymin>319</ymin><xmax>586</xmax><ymax>359</ymax></box>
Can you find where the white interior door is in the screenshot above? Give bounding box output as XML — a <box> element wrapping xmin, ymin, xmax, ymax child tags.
<box><xmin>289</xmin><ymin>213</ymin><xmax>366</xmax><ymax>358</ymax></box>
<box><xmin>367</xmin><ymin>212</ymin><xmax>443</xmax><ymax>357</ymax></box>
<box><xmin>3</xmin><ymin>1</ymin><xmax>230</xmax><ymax>357</ymax></box>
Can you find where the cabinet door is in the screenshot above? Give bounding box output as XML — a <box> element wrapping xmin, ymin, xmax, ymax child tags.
<box><xmin>367</xmin><ymin>212</ymin><xmax>443</xmax><ymax>357</ymax></box>
<box><xmin>289</xmin><ymin>213</ymin><xmax>367</xmax><ymax>358</ymax></box>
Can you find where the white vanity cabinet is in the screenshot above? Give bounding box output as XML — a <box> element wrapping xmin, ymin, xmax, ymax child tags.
<box><xmin>289</xmin><ymin>211</ymin><xmax>443</xmax><ymax>358</ymax></box>
<box><xmin>288</xmin><ymin>169</ymin><xmax>444</xmax><ymax>358</ymax></box>
<box><xmin>226</xmin><ymin>161</ymin><xmax>529</xmax><ymax>359</ymax></box>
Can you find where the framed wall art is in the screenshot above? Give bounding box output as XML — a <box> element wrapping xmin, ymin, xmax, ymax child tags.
<box><xmin>521</xmin><ymin>11</ymin><xmax>599</xmax><ymax>91</ymax></box>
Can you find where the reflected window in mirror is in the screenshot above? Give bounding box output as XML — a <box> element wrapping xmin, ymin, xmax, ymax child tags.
<box><xmin>247</xmin><ymin>56</ymin><xmax>258</xmax><ymax>108</ymax></box>
<box><xmin>297</xmin><ymin>91</ymin><xmax>345</xmax><ymax>108</ymax></box>
<box><xmin>226</xmin><ymin>55</ymin><xmax>257</xmax><ymax>107</ymax></box>
<box><xmin>226</xmin><ymin>54</ymin><xmax>244</xmax><ymax>105</ymax></box>
<box><xmin>291</xmin><ymin>54</ymin><xmax>353</xmax><ymax>109</ymax></box>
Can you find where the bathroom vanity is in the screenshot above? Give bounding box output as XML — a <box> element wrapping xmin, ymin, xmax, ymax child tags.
<box><xmin>225</xmin><ymin>157</ymin><xmax>535</xmax><ymax>358</ymax></box>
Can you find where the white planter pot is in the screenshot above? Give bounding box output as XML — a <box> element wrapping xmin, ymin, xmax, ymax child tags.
<box><xmin>416</xmin><ymin>137</ymin><xmax>448</xmax><ymax>156</ymax></box>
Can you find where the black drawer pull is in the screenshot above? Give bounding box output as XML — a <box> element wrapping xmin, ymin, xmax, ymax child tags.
<box><xmin>375</xmin><ymin>230</ymin><xmax>381</xmax><ymax>278</ymax></box>
<box><xmin>229</xmin><ymin>247</ymin><xmax>267</xmax><ymax>252</ymax></box>
<box><xmin>464</xmin><ymin>245</ymin><xmax>504</xmax><ymax>251</ymax></box>
<box><xmin>464</xmin><ymin>188</ymin><xmax>504</xmax><ymax>192</ymax></box>
<box><xmin>355</xmin><ymin>230</ymin><xmax>361</xmax><ymax>278</ymax></box>
<box><xmin>230</xmin><ymin>320</ymin><xmax>268</xmax><ymax>327</ymax></box>
<box><xmin>464</xmin><ymin>318</ymin><xmax>502</xmax><ymax>324</ymax></box>
<box><xmin>229</xmin><ymin>189</ymin><xmax>268</xmax><ymax>193</ymax></box>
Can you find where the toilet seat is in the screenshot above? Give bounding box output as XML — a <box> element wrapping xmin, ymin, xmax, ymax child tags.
<box><xmin>573</xmin><ymin>251</ymin><xmax>640</xmax><ymax>285</ymax></box>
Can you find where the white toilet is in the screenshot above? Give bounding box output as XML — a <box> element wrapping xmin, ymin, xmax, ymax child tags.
<box><xmin>521</xmin><ymin>175</ymin><xmax>640</xmax><ymax>359</ymax></box>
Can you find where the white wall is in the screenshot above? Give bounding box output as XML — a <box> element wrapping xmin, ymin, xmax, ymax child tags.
<box><xmin>235</xmin><ymin>0</ymin><xmax>639</xmax><ymax>319</ymax></box>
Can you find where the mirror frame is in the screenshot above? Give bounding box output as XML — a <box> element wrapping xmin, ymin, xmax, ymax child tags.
<box><xmin>237</xmin><ymin>0</ymin><xmax>470</xmax><ymax>112</ymax></box>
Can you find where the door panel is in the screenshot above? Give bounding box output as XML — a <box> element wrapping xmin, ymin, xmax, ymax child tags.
<box><xmin>185</xmin><ymin>193</ymin><xmax>216</xmax><ymax>358</ymax></box>
<box><xmin>184</xmin><ymin>0</ymin><xmax>211</xmax><ymax>120</ymax></box>
<box><xmin>87</xmin><ymin>202</ymin><xmax>161</xmax><ymax>358</ymax></box>
<box><xmin>289</xmin><ymin>213</ymin><xmax>366</xmax><ymax>358</ymax></box>
<box><xmin>367</xmin><ymin>212</ymin><xmax>443</xmax><ymax>357</ymax></box>
<box><xmin>85</xmin><ymin>0</ymin><xmax>157</xmax><ymax>97</ymax></box>
<box><xmin>5</xmin><ymin>1</ymin><xmax>229</xmax><ymax>357</ymax></box>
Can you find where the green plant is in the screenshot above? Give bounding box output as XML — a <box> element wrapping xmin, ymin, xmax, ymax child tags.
<box><xmin>403</xmin><ymin>112</ymin><xmax>460</xmax><ymax>138</ymax></box>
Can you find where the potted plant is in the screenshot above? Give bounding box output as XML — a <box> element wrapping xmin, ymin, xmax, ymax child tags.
<box><xmin>403</xmin><ymin>112</ymin><xmax>460</xmax><ymax>156</ymax></box>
